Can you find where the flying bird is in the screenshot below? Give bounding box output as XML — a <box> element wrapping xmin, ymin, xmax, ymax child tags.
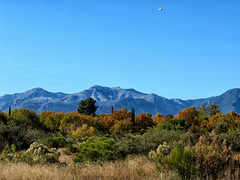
<box><xmin>158</xmin><ymin>8</ymin><xmax>163</xmax><ymax>11</ymax></box>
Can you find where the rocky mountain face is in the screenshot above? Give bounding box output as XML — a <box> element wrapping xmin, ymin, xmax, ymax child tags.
<box><xmin>0</xmin><ymin>85</ymin><xmax>240</xmax><ymax>115</ymax></box>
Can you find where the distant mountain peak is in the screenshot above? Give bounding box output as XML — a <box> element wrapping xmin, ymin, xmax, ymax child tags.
<box><xmin>0</xmin><ymin>86</ymin><xmax>240</xmax><ymax>115</ymax></box>
<box><xmin>27</xmin><ymin>87</ymin><xmax>46</xmax><ymax>93</ymax></box>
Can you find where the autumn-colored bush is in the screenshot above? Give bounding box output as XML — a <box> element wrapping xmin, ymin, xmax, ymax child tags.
<box><xmin>72</xmin><ymin>124</ymin><xmax>96</xmax><ymax>137</ymax></box>
<box><xmin>109</xmin><ymin>119</ymin><xmax>133</xmax><ymax>135</ymax></box>
<box><xmin>176</xmin><ymin>107</ymin><xmax>199</xmax><ymax>126</ymax></box>
<box><xmin>59</xmin><ymin>112</ymin><xmax>81</xmax><ymax>135</ymax></box>
<box><xmin>207</xmin><ymin>112</ymin><xmax>222</xmax><ymax>129</ymax></box>
<box><xmin>104</xmin><ymin>108</ymin><xmax>131</xmax><ymax>128</ymax></box>
<box><xmin>135</xmin><ymin>113</ymin><xmax>154</xmax><ymax>131</ymax></box>
<box><xmin>9</xmin><ymin>108</ymin><xmax>43</xmax><ymax>130</ymax></box>
<box><xmin>152</xmin><ymin>113</ymin><xmax>165</xmax><ymax>126</ymax></box>
<box><xmin>39</xmin><ymin>111</ymin><xmax>64</xmax><ymax>133</ymax></box>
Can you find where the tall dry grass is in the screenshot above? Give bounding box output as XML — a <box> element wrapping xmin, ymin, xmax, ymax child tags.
<box><xmin>0</xmin><ymin>156</ymin><xmax>178</xmax><ymax>180</ymax></box>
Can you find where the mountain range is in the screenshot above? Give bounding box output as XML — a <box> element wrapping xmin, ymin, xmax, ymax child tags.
<box><xmin>0</xmin><ymin>85</ymin><xmax>240</xmax><ymax>115</ymax></box>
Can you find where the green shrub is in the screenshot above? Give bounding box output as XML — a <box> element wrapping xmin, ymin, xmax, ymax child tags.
<box><xmin>0</xmin><ymin>111</ymin><xmax>7</xmax><ymax>124</ymax></box>
<box><xmin>180</xmin><ymin>125</ymin><xmax>208</xmax><ymax>147</ymax></box>
<box><xmin>0</xmin><ymin>123</ymin><xmax>8</xmax><ymax>151</ymax></box>
<box><xmin>74</xmin><ymin>136</ymin><xmax>115</xmax><ymax>163</ymax></box>
<box><xmin>149</xmin><ymin>142</ymin><xmax>198</xmax><ymax>180</ymax></box>
<box><xmin>167</xmin><ymin>143</ymin><xmax>198</xmax><ymax>180</ymax></box>
<box><xmin>0</xmin><ymin>144</ymin><xmax>16</xmax><ymax>161</ymax></box>
<box><xmin>114</xmin><ymin>128</ymin><xmax>181</xmax><ymax>157</ymax></box>
<box><xmin>9</xmin><ymin>108</ymin><xmax>44</xmax><ymax>130</ymax></box>
<box><xmin>160</xmin><ymin>118</ymin><xmax>190</xmax><ymax>131</ymax></box>
<box><xmin>213</xmin><ymin>118</ymin><xmax>230</xmax><ymax>134</ymax></box>
<box><xmin>45</xmin><ymin>136</ymin><xmax>67</xmax><ymax>149</ymax></box>
<box><xmin>221</xmin><ymin>129</ymin><xmax>240</xmax><ymax>151</ymax></box>
<box><xmin>0</xmin><ymin>121</ymin><xmax>47</xmax><ymax>151</ymax></box>
<box><xmin>64</xmin><ymin>143</ymin><xmax>78</xmax><ymax>153</ymax></box>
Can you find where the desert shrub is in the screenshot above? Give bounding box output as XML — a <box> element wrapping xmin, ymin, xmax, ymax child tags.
<box><xmin>61</xmin><ymin>135</ymin><xmax>86</xmax><ymax>153</ymax></box>
<box><xmin>164</xmin><ymin>143</ymin><xmax>198</xmax><ymax>180</ymax></box>
<box><xmin>0</xmin><ymin>144</ymin><xmax>16</xmax><ymax>161</ymax></box>
<box><xmin>44</xmin><ymin>136</ymin><xmax>67</xmax><ymax>149</ymax></box>
<box><xmin>64</xmin><ymin>143</ymin><xmax>79</xmax><ymax>153</ymax></box>
<box><xmin>0</xmin><ymin>135</ymin><xmax>8</xmax><ymax>151</ymax></box>
<box><xmin>24</xmin><ymin>142</ymin><xmax>60</xmax><ymax>164</ymax></box>
<box><xmin>149</xmin><ymin>142</ymin><xmax>171</xmax><ymax>161</ymax></box>
<box><xmin>149</xmin><ymin>142</ymin><xmax>198</xmax><ymax>180</ymax></box>
<box><xmin>213</xmin><ymin>117</ymin><xmax>231</xmax><ymax>134</ymax></box>
<box><xmin>115</xmin><ymin>128</ymin><xmax>181</xmax><ymax>157</ymax></box>
<box><xmin>220</xmin><ymin>128</ymin><xmax>240</xmax><ymax>151</ymax></box>
<box><xmin>74</xmin><ymin>136</ymin><xmax>116</xmax><ymax>163</ymax></box>
<box><xmin>0</xmin><ymin>142</ymin><xmax>60</xmax><ymax>164</ymax></box>
<box><xmin>150</xmin><ymin>132</ymin><xmax>240</xmax><ymax>179</ymax></box>
<box><xmin>195</xmin><ymin>133</ymin><xmax>237</xmax><ymax>180</ymax></box>
<box><xmin>180</xmin><ymin>125</ymin><xmax>208</xmax><ymax>146</ymax></box>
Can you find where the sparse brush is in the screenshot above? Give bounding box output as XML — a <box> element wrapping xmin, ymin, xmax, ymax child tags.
<box><xmin>195</xmin><ymin>132</ymin><xmax>240</xmax><ymax>180</ymax></box>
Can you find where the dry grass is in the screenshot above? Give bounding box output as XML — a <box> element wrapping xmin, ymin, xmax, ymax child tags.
<box><xmin>0</xmin><ymin>156</ymin><xmax>178</xmax><ymax>180</ymax></box>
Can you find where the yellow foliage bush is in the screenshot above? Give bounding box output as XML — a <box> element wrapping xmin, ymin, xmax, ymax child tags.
<box><xmin>72</xmin><ymin>124</ymin><xmax>95</xmax><ymax>137</ymax></box>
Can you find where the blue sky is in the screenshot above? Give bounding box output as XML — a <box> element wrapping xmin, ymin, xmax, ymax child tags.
<box><xmin>0</xmin><ymin>0</ymin><xmax>239</xmax><ymax>99</ymax></box>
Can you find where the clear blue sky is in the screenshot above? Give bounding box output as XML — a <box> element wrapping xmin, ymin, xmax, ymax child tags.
<box><xmin>0</xmin><ymin>0</ymin><xmax>239</xmax><ymax>99</ymax></box>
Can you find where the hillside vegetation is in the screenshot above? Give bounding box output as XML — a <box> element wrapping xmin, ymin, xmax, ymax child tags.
<box><xmin>1</xmin><ymin>104</ymin><xmax>240</xmax><ymax>179</ymax></box>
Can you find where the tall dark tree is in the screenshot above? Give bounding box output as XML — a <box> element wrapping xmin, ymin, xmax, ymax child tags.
<box><xmin>77</xmin><ymin>97</ymin><xmax>98</xmax><ymax>116</ymax></box>
<box><xmin>131</xmin><ymin>108</ymin><xmax>135</xmax><ymax>126</ymax></box>
<box><xmin>207</xmin><ymin>104</ymin><xmax>220</xmax><ymax>117</ymax></box>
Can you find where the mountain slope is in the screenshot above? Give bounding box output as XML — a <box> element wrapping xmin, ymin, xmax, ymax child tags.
<box><xmin>0</xmin><ymin>86</ymin><xmax>240</xmax><ymax>115</ymax></box>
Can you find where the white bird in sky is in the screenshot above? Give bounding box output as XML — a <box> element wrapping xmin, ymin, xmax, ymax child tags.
<box><xmin>158</xmin><ymin>8</ymin><xmax>163</xmax><ymax>11</ymax></box>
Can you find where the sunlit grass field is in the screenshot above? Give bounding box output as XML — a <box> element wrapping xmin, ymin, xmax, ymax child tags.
<box><xmin>0</xmin><ymin>156</ymin><xmax>178</xmax><ymax>180</ymax></box>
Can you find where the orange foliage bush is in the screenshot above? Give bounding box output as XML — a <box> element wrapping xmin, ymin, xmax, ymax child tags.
<box><xmin>72</xmin><ymin>124</ymin><xmax>96</xmax><ymax>137</ymax></box>
<box><xmin>207</xmin><ymin>112</ymin><xmax>222</xmax><ymax>129</ymax></box>
<box><xmin>135</xmin><ymin>113</ymin><xmax>154</xmax><ymax>130</ymax></box>
<box><xmin>104</xmin><ymin>108</ymin><xmax>131</xmax><ymax>128</ymax></box>
<box><xmin>176</xmin><ymin>108</ymin><xmax>199</xmax><ymax>126</ymax></box>
<box><xmin>153</xmin><ymin>113</ymin><xmax>165</xmax><ymax>126</ymax></box>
